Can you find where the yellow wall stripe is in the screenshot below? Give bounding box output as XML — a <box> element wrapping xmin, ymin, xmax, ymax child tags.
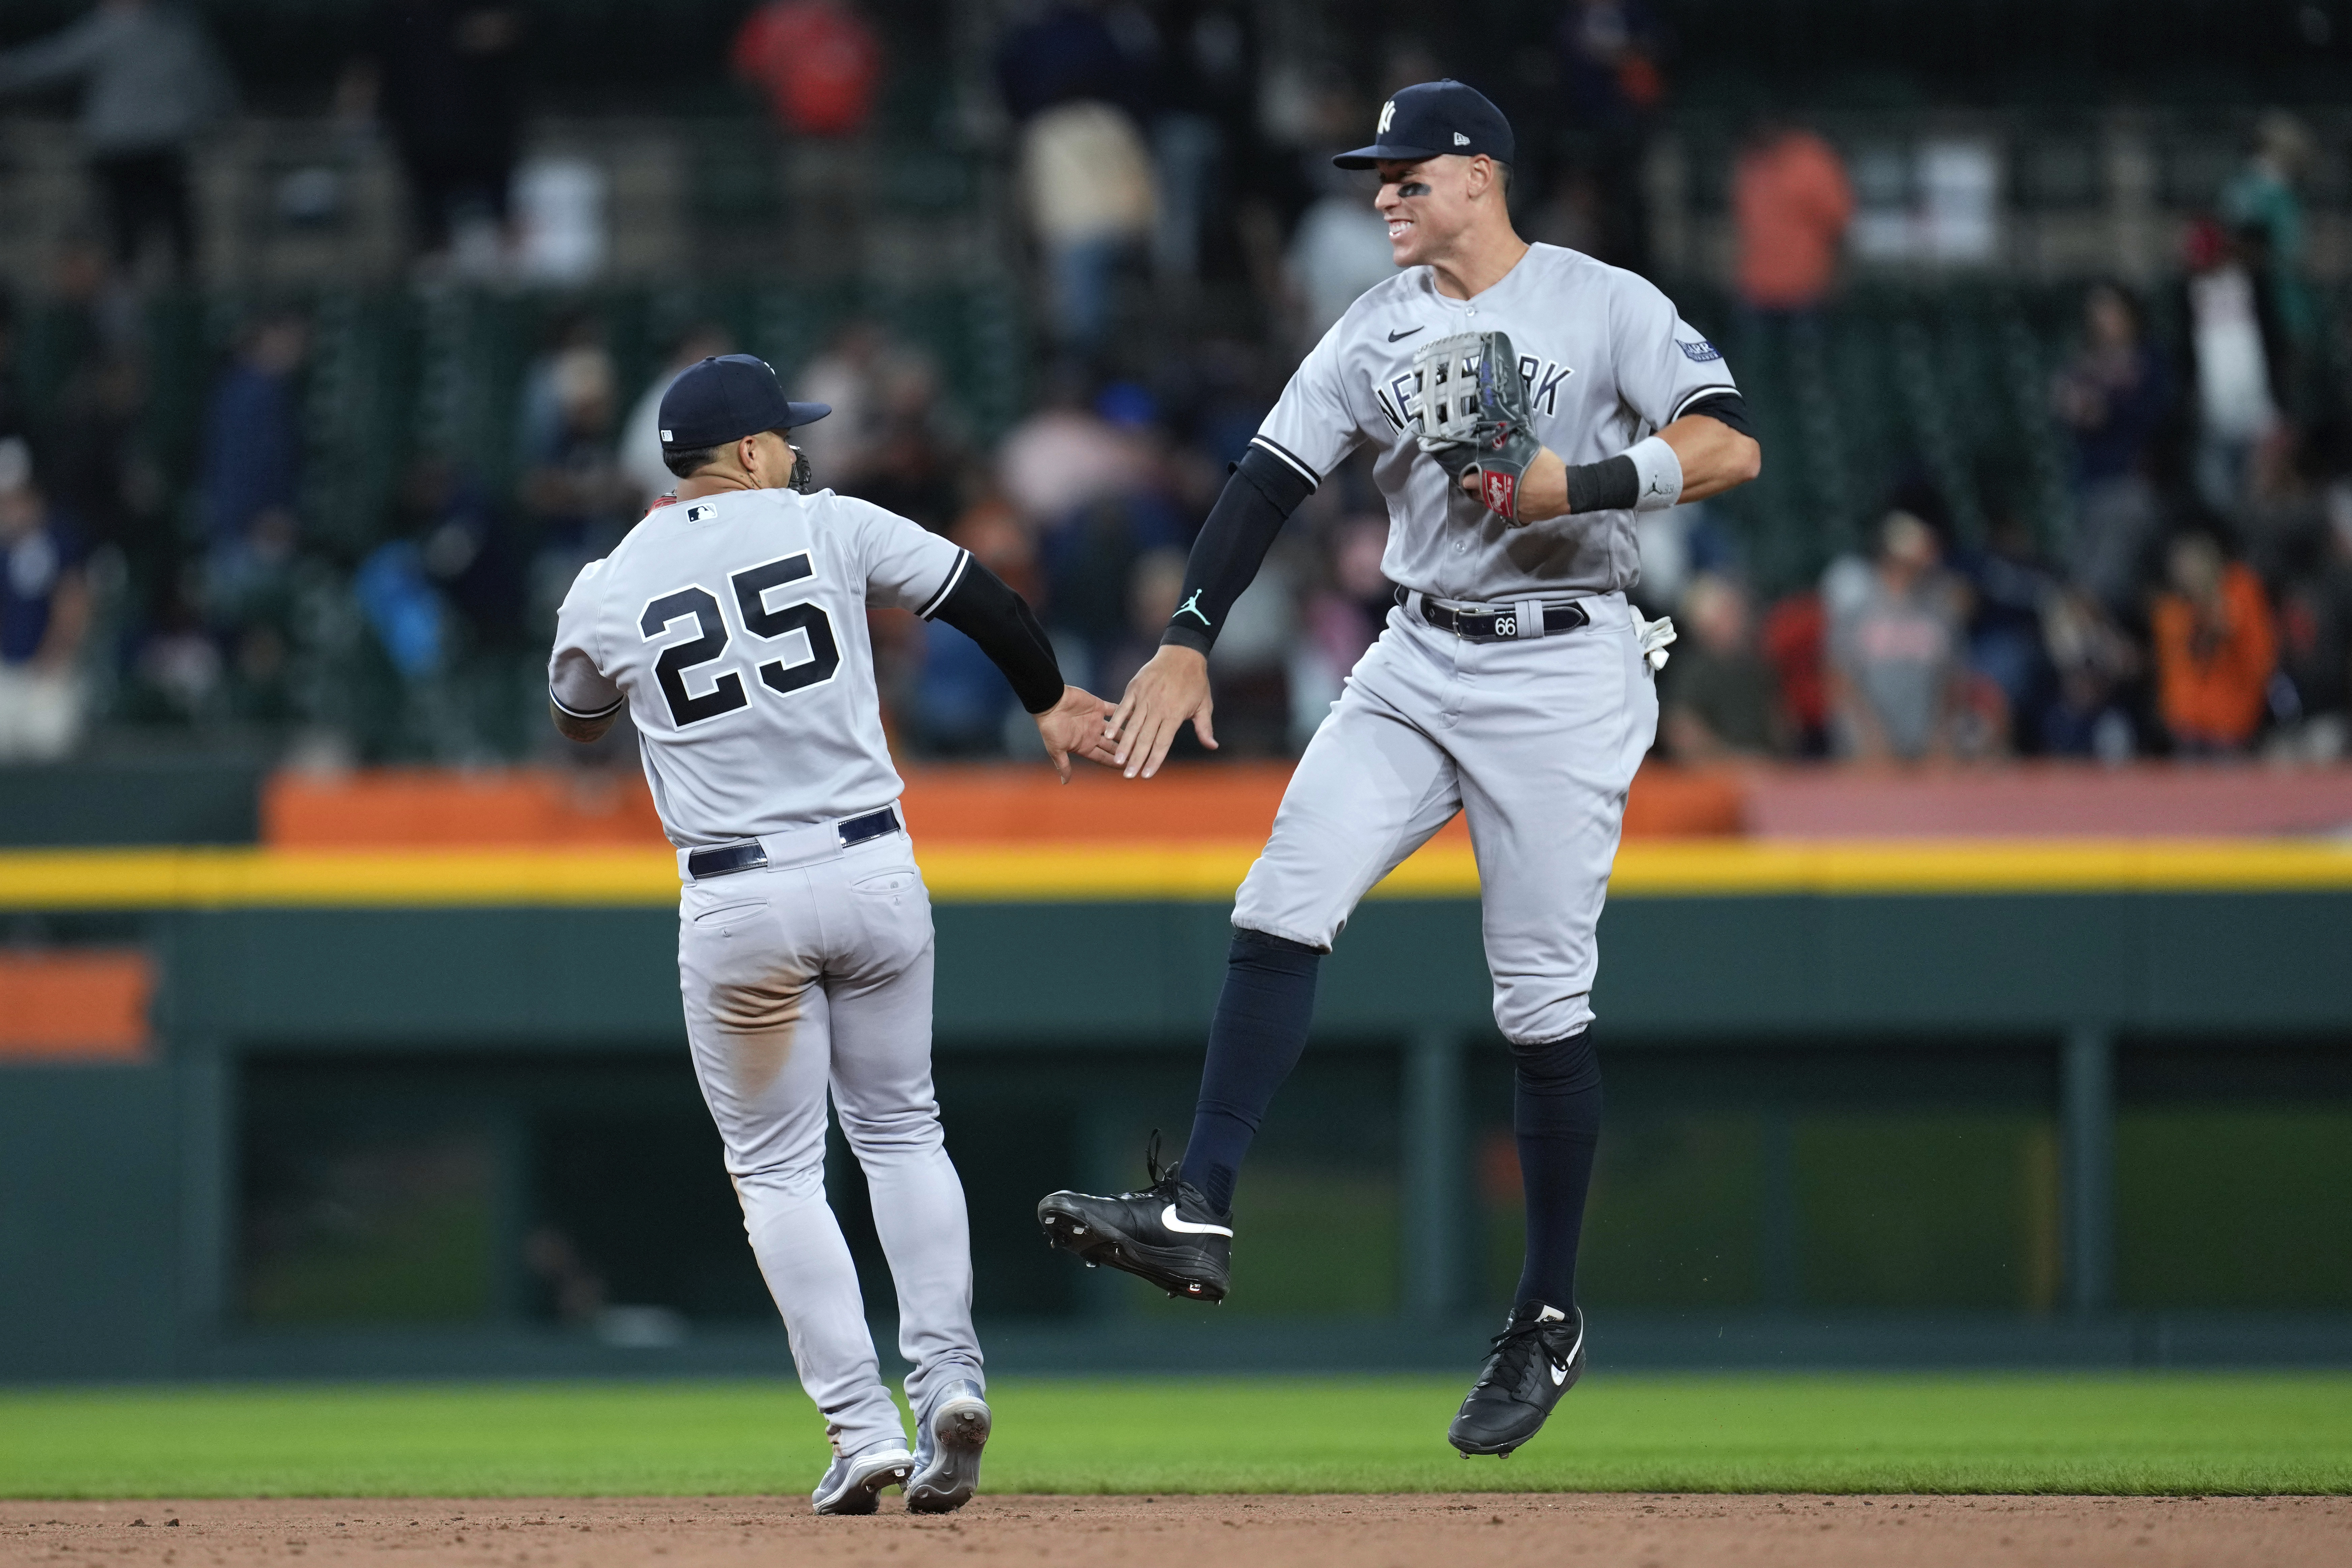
<box><xmin>3</xmin><ymin>838</ymin><xmax>2352</xmax><ymax>909</ymax></box>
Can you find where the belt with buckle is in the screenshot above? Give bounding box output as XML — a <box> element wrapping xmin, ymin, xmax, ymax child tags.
<box><xmin>686</xmin><ymin>807</ymin><xmax>902</xmax><ymax>881</ymax></box>
<box><xmin>1401</xmin><ymin>587</ymin><xmax>1590</xmax><ymax>642</ymax></box>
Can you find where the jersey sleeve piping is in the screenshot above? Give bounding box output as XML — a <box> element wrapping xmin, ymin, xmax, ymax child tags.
<box><xmin>548</xmin><ymin>687</ymin><xmax>625</xmax><ymax>721</ymax></box>
<box><xmin>915</xmin><ymin>547</ymin><xmax>973</xmax><ymax>620</ymax></box>
<box><xmin>1249</xmin><ymin>435</ymin><xmax>1321</xmax><ymax>490</ymax></box>
<box><xmin>1669</xmin><ymin>384</ymin><xmax>1739</xmax><ymax>422</ymax></box>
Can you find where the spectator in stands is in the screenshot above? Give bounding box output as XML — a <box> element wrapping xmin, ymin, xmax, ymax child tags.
<box><xmin>0</xmin><ymin>0</ymin><xmax>234</xmax><ymax>285</ymax></box>
<box><xmin>909</xmin><ymin>500</ymin><xmax>1039</xmax><ymax>755</ymax></box>
<box><xmin>1731</xmin><ymin>112</ymin><xmax>1853</xmax><ymax>318</ymax></box>
<box><xmin>400</xmin><ymin>456</ymin><xmax>523</xmax><ymax>649</ymax></box>
<box><xmin>2269</xmin><ymin>486</ymin><xmax>2352</xmax><ymax>758</ymax></box>
<box><xmin>2053</xmin><ymin>281</ymin><xmax>2171</xmax><ymax>615</ymax></box>
<box><xmin>199</xmin><ymin>312</ymin><xmax>306</xmax><ymax>600</ymax></box>
<box><xmin>1826</xmin><ymin>511</ymin><xmax>1966</xmax><ymax>762</ymax></box>
<box><xmin>2181</xmin><ymin>218</ymin><xmax>2285</xmax><ymax>521</ymax></box>
<box><xmin>1142</xmin><ymin>1</ymin><xmax>1253</xmax><ymax>287</ymax></box>
<box><xmin>995</xmin><ymin>2</ymin><xmax>1158</xmax><ymax>357</ymax></box>
<box><xmin>1660</xmin><ymin>573</ymin><xmax>1783</xmax><ymax>761</ymax></box>
<box><xmin>520</xmin><ymin>341</ymin><xmax>633</xmax><ymax>628</ymax></box>
<box><xmin>837</xmin><ymin>350</ymin><xmax>966</xmax><ymax>535</ymax></box>
<box><xmin>617</xmin><ymin>324</ymin><xmax>734</xmax><ymax>511</ymax></box>
<box><xmin>1555</xmin><ymin>0</ymin><xmax>1668</xmax><ymax>273</ymax></box>
<box><xmin>1956</xmin><ymin>507</ymin><xmax>2059</xmax><ymax>752</ymax></box>
<box><xmin>996</xmin><ymin>376</ymin><xmax>1153</xmax><ymax>529</ymax></box>
<box><xmin>2041</xmin><ymin>589</ymin><xmax>2143</xmax><ymax>760</ymax></box>
<box><xmin>2221</xmin><ymin>112</ymin><xmax>2317</xmax><ymax>361</ymax></box>
<box><xmin>1018</xmin><ymin>99</ymin><xmax>1158</xmax><ymax>357</ymax></box>
<box><xmin>1760</xmin><ymin>588</ymin><xmax>1829</xmax><ymax>756</ymax></box>
<box><xmin>1285</xmin><ymin>163</ymin><xmax>1398</xmax><ymax>352</ymax></box>
<box><xmin>2150</xmin><ymin>532</ymin><xmax>2277</xmax><ymax>755</ymax></box>
<box><xmin>0</xmin><ymin>440</ymin><xmax>92</xmax><ymax>761</ymax></box>
<box><xmin>351</xmin><ymin>1</ymin><xmax>527</xmax><ymax>272</ymax></box>
<box><xmin>731</xmin><ymin>0</ymin><xmax>882</xmax><ymax>139</ymax></box>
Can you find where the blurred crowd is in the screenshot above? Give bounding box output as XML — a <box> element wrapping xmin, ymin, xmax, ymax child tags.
<box><xmin>1649</xmin><ymin>111</ymin><xmax>2341</xmax><ymax>766</ymax></box>
<box><xmin>0</xmin><ymin>0</ymin><xmax>2344</xmax><ymax>770</ymax></box>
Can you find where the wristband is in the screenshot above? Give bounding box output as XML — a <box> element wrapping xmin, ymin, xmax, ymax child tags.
<box><xmin>1626</xmin><ymin>434</ymin><xmax>1684</xmax><ymax>511</ymax></box>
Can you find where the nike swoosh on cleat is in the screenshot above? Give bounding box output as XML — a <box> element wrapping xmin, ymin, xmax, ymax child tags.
<box><xmin>1389</xmin><ymin>326</ymin><xmax>1425</xmax><ymax>341</ymax></box>
<box><xmin>1159</xmin><ymin>1204</ymin><xmax>1234</xmax><ymax>1237</ymax></box>
<box><xmin>1549</xmin><ymin>1359</ymin><xmax>1569</xmax><ymax>1386</ymax></box>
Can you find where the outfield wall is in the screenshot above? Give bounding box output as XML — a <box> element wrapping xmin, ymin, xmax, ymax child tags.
<box><xmin>3</xmin><ymin>836</ymin><xmax>2349</xmax><ymax>1381</ymax></box>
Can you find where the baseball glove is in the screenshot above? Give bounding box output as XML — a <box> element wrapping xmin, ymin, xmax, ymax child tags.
<box><xmin>1411</xmin><ymin>330</ymin><xmax>1546</xmax><ymax>523</ymax></box>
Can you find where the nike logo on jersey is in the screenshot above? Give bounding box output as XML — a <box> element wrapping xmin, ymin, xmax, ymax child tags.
<box><xmin>1160</xmin><ymin>1204</ymin><xmax>1234</xmax><ymax>1238</ymax></box>
<box><xmin>1388</xmin><ymin>326</ymin><xmax>1425</xmax><ymax>342</ymax></box>
<box><xmin>1173</xmin><ymin>590</ymin><xmax>1212</xmax><ymax>626</ymax></box>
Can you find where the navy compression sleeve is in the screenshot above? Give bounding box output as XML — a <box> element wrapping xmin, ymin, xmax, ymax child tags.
<box><xmin>1160</xmin><ymin>444</ymin><xmax>1316</xmax><ymax>656</ymax></box>
<box><xmin>928</xmin><ymin>556</ymin><xmax>1065</xmax><ymax>714</ymax></box>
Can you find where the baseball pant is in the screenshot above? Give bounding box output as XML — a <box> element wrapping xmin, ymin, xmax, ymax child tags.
<box><xmin>1232</xmin><ymin>591</ymin><xmax>1658</xmax><ymax>1043</ymax></box>
<box><xmin>677</xmin><ymin>825</ymin><xmax>981</xmax><ymax>1456</ymax></box>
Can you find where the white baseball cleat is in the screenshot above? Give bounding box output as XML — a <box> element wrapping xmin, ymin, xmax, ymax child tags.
<box><xmin>905</xmin><ymin>1380</ymin><xmax>991</xmax><ymax>1513</ymax></box>
<box><xmin>810</xmin><ymin>1437</ymin><xmax>914</xmax><ymax>1516</ymax></box>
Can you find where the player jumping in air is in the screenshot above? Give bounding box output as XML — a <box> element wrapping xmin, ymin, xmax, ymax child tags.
<box><xmin>1036</xmin><ymin>80</ymin><xmax>1761</xmax><ymax>1457</ymax></box>
<box><xmin>549</xmin><ymin>355</ymin><xmax>1116</xmax><ymax>1513</ymax></box>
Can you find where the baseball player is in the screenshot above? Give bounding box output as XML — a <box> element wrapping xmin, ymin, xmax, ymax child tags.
<box><xmin>548</xmin><ymin>354</ymin><xmax>1115</xmax><ymax>1513</ymax></box>
<box><xmin>1036</xmin><ymin>81</ymin><xmax>1760</xmax><ymax>1457</ymax></box>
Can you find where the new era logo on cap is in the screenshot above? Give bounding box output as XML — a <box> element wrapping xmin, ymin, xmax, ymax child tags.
<box><xmin>1454</xmin><ymin>132</ymin><xmax>1469</xmax><ymax>145</ymax></box>
<box><xmin>659</xmin><ymin>428</ymin><xmax>673</xmax><ymax>442</ymax></box>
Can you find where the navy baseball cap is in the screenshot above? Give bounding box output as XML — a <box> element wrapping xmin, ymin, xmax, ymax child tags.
<box><xmin>657</xmin><ymin>354</ymin><xmax>830</xmax><ymax>449</ymax></box>
<box><xmin>1333</xmin><ymin>79</ymin><xmax>1515</xmax><ymax>170</ymax></box>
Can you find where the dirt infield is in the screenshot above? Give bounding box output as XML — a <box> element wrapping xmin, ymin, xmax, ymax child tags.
<box><xmin>3</xmin><ymin>1494</ymin><xmax>2345</xmax><ymax>1567</ymax></box>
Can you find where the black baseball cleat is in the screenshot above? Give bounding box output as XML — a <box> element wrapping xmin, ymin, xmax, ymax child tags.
<box><xmin>1447</xmin><ymin>1300</ymin><xmax>1586</xmax><ymax>1457</ymax></box>
<box><xmin>1037</xmin><ymin>1133</ymin><xmax>1232</xmax><ymax>1303</ymax></box>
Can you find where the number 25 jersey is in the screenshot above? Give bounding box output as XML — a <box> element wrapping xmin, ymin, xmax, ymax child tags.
<box><xmin>547</xmin><ymin>488</ymin><xmax>968</xmax><ymax>848</ymax></box>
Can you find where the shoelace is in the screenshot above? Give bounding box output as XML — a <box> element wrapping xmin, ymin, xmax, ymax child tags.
<box><xmin>1118</xmin><ymin>1128</ymin><xmax>1184</xmax><ymax>1201</ymax></box>
<box><xmin>1481</xmin><ymin>1316</ymin><xmax>1566</xmax><ymax>1386</ymax></box>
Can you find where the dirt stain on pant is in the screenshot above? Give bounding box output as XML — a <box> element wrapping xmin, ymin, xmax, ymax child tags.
<box><xmin>711</xmin><ymin>970</ymin><xmax>809</xmax><ymax>1097</ymax></box>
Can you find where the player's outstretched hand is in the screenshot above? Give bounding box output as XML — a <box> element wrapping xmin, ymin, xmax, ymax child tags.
<box><xmin>1105</xmin><ymin>644</ymin><xmax>1216</xmax><ymax>780</ymax></box>
<box><xmin>1035</xmin><ymin>685</ymin><xmax>1120</xmax><ymax>783</ymax></box>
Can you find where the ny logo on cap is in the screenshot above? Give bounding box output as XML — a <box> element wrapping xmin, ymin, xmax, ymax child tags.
<box><xmin>1377</xmin><ymin>99</ymin><xmax>1395</xmax><ymax>134</ymax></box>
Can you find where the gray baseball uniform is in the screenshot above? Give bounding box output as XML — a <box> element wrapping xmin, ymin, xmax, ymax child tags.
<box><xmin>1235</xmin><ymin>243</ymin><xmax>1737</xmax><ymax>1042</ymax></box>
<box><xmin>549</xmin><ymin>486</ymin><xmax>983</xmax><ymax>1458</ymax></box>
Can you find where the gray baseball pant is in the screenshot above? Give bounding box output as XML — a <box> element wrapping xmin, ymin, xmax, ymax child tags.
<box><xmin>1232</xmin><ymin>590</ymin><xmax>1658</xmax><ymax>1043</ymax></box>
<box><xmin>677</xmin><ymin>823</ymin><xmax>982</xmax><ymax>1456</ymax></box>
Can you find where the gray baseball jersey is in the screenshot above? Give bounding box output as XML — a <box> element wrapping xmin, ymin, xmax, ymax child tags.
<box><xmin>548</xmin><ymin>487</ymin><xmax>967</xmax><ymax>847</ymax></box>
<box><xmin>1251</xmin><ymin>241</ymin><xmax>1736</xmax><ymax>604</ymax></box>
<box><xmin>550</xmin><ymin>486</ymin><xmax>986</xmax><ymax>1465</ymax></box>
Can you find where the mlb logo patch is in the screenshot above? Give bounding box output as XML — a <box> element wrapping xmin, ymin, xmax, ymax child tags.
<box><xmin>1677</xmin><ymin>339</ymin><xmax>1723</xmax><ymax>363</ymax></box>
<box><xmin>686</xmin><ymin>503</ymin><xmax>718</xmax><ymax>523</ymax></box>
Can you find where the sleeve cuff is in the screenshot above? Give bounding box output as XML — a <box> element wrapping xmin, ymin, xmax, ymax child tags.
<box><xmin>549</xmin><ymin>687</ymin><xmax>625</xmax><ymax>721</ymax></box>
<box><xmin>1159</xmin><ymin>623</ymin><xmax>1214</xmax><ymax>656</ymax></box>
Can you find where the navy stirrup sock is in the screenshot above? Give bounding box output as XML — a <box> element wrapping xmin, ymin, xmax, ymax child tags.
<box><xmin>1178</xmin><ymin>929</ymin><xmax>1323</xmax><ymax>1215</ymax></box>
<box><xmin>1511</xmin><ymin>1027</ymin><xmax>1603</xmax><ymax>1310</ymax></box>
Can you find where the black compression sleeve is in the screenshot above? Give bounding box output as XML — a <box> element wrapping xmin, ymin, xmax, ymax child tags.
<box><xmin>1687</xmin><ymin>390</ymin><xmax>1754</xmax><ymax>440</ymax></box>
<box><xmin>1161</xmin><ymin>444</ymin><xmax>1315</xmax><ymax>655</ymax></box>
<box><xmin>928</xmin><ymin>554</ymin><xmax>1065</xmax><ymax>714</ymax></box>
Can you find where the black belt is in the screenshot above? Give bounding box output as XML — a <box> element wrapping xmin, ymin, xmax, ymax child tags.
<box><xmin>686</xmin><ymin>808</ymin><xmax>902</xmax><ymax>881</ymax></box>
<box><xmin>1401</xmin><ymin>587</ymin><xmax>1590</xmax><ymax>643</ymax></box>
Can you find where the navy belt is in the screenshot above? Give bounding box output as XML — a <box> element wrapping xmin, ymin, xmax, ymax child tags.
<box><xmin>1402</xmin><ymin>587</ymin><xmax>1590</xmax><ymax>643</ymax></box>
<box><xmin>686</xmin><ymin>808</ymin><xmax>902</xmax><ymax>881</ymax></box>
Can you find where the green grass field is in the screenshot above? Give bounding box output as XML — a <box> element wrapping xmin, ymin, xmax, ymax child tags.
<box><xmin>3</xmin><ymin>1375</ymin><xmax>2348</xmax><ymax>1498</ymax></box>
